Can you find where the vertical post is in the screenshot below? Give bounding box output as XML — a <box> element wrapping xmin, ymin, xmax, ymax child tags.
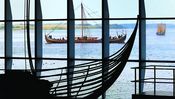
<box><xmin>35</xmin><ymin>0</ymin><xmax>43</xmax><ymax>76</ymax></box>
<box><xmin>173</xmin><ymin>69</ymin><xmax>175</xmax><ymax>95</ymax></box>
<box><xmin>102</xmin><ymin>0</ymin><xmax>109</xmax><ymax>98</ymax></box>
<box><xmin>5</xmin><ymin>0</ymin><xmax>13</xmax><ymax>73</ymax></box>
<box><xmin>135</xmin><ymin>68</ymin><xmax>137</xmax><ymax>94</ymax></box>
<box><xmin>139</xmin><ymin>0</ymin><xmax>146</xmax><ymax>94</ymax></box>
<box><xmin>67</xmin><ymin>0</ymin><xmax>75</xmax><ymax>97</ymax></box>
<box><xmin>154</xmin><ymin>66</ymin><xmax>156</xmax><ymax>95</ymax></box>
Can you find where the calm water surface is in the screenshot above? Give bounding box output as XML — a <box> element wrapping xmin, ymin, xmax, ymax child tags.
<box><xmin>0</xmin><ymin>27</ymin><xmax>175</xmax><ymax>99</ymax></box>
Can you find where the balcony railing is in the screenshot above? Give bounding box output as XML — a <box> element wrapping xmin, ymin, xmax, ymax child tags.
<box><xmin>132</xmin><ymin>65</ymin><xmax>175</xmax><ymax>96</ymax></box>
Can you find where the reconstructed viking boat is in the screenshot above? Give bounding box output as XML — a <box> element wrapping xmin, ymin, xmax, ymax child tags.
<box><xmin>45</xmin><ymin>34</ymin><xmax>126</xmax><ymax>43</ymax></box>
<box><xmin>1</xmin><ymin>17</ymin><xmax>138</xmax><ymax>99</ymax></box>
<box><xmin>0</xmin><ymin>0</ymin><xmax>139</xmax><ymax>98</ymax></box>
<box><xmin>45</xmin><ymin>3</ymin><xmax>126</xmax><ymax>43</ymax></box>
<box><xmin>156</xmin><ymin>23</ymin><xmax>166</xmax><ymax>35</ymax></box>
<box><xmin>39</xmin><ymin>18</ymin><xmax>138</xmax><ymax>98</ymax></box>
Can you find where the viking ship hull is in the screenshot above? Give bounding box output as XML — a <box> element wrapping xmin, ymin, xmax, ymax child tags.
<box><xmin>40</xmin><ymin>19</ymin><xmax>139</xmax><ymax>99</ymax></box>
<box><xmin>156</xmin><ymin>32</ymin><xmax>165</xmax><ymax>35</ymax></box>
<box><xmin>45</xmin><ymin>2</ymin><xmax>126</xmax><ymax>44</ymax></box>
<box><xmin>45</xmin><ymin>34</ymin><xmax>126</xmax><ymax>43</ymax></box>
<box><xmin>109</xmin><ymin>34</ymin><xmax>126</xmax><ymax>43</ymax></box>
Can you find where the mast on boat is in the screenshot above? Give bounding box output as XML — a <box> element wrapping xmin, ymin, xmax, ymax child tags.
<box><xmin>45</xmin><ymin>2</ymin><xmax>126</xmax><ymax>43</ymax></box>
<box><xmin>81</xmin><ymin>3</ymin><xmax>84</xmax><ymax>37</ymax></box>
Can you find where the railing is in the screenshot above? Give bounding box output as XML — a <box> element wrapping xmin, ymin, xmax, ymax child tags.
<box><xmin>132</xmin><ymin>65</ymin><xmax>175</xmax><ymax>96</ymax></box>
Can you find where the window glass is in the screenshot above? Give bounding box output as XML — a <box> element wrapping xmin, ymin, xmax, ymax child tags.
<box><xmin>12</xmin><ymin>22</ymin><xmax>34</xmax><ymax>57</ymax></box>
<box><xmin>145</xmin><ymin>0</ymin><xmax>175</xmax><ymax>17</ymax></box>
<box><xmin>10</xmin><ymin>0</ymin><xmax>35</xmax><ymax>20</ymax></box>
<box><xmin>41</xmin><ymin>60</ymin><xmax>67</xmax><ymax>81</ymax></box>
<box><xmin>0</xmin><ymin>23</ymin><xmax>4</xmax><ymax>57</ymax></box>
<box><xmin>143</xmin><ymin>62</ymin><xmax>175</xmax><ymax>93</ymax></box>
<box><xmin>108</xmin><ymin>0</ymin><xmax>138</xmax><ymax>18</ymax></box>
<box><xmin>43</xmin><ymin>21</ymin><xmax>67</xmax><ymax>58</ymax></box>
<box><xmin>75</xmin><ymin>20</ymin><xmax>101</xmax><ymax>59</ymax></box>
<box><xmin>12</xmin><ymin>59</ymin><xmax>29</xmax><ymax>69</ymax></box>
<box><xmin>106</xmin><ymin>62</ymin><xmax>138</xmax><ymax>99</ymax></box>
<box><xmin>0</xmin><ymin>0</ymin><xmax>4</xmax><ymax>20</ymax></box>
<box><xmin>110</xmin><ymin>20</ymin><xmax>138</xmax><ymax>60</ymax></box>
<box><xmin>73</xmin><ymin>0</ymin><xmax>101</xmax><ymax>19</ymax></box>
<box><xmin>41</xmin><ymin>0</ymin><xmax>67</xmax><ymax>19</ymax></box>
<box><xmin>10</xmin><ymin>0</ymin><xmax>25</xmax><ymax>20</ymax></box>
<box><xmin>0</xmin><ymin>59</ymin><xmax>4</xmax><ymax>74</ymax></box>
<box><xmin>146</xmin><ymin>20</ymin><xmax>175</xmax><ymax>61</ymax></box>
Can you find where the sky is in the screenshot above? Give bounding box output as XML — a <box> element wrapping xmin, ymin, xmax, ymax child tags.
<box><xmin>0</xmin><ymin>0</ymin><xmax>175</xmax><ymax>24</ymax></box>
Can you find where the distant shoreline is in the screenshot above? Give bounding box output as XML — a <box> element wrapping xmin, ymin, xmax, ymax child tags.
<box><xmin>0</xmin><ymin>24</ymin><xmax>126</xmax><ymax>30</ymax></box>
<box><xmin>0</xmin><ymin>23</ymin><xmax>174</xmax><ymax>30</ymax></box>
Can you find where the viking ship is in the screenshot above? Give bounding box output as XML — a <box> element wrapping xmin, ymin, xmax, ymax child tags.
<box><xmin>38</xmin><ymin>18</ymin><xmax>139</xmax><ymax>98</ymax></box>
<box><xmin>156</xmin><ymin>23</ymin><xmax>166</xmax><ymax>35</ymax></box>
<box><xmin>45</xmin><ymin>3</ymin><xmax>126</xmax><ymax>43</ymax></box>
<box><xmin>0</xmin><ymin>0</ymin><xmax>139</xmax><ymax>98</ymax></box>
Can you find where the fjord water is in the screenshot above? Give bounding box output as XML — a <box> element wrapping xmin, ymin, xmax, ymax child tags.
<box><xmin>0</xmin><ymin>26</ymin><xmax>175</xmax><ymax>99</ymax></box>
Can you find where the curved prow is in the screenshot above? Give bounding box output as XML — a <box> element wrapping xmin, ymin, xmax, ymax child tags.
<box><xmin>85</xmin><ymin>17</ymin><xmax>139</xmax><ymax>99</ymax></box>
<box><xmin>39</xmin><ymin>17</ymin><xmax>139</xmax><ymax>99</ymax></box>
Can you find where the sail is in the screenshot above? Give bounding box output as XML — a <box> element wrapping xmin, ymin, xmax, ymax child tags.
<box><xmin>156</xmin><ymin>23</ymin><xmax>166</xmax><ymax>35</ymax></box>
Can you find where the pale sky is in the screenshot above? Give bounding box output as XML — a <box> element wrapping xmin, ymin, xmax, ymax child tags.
<box><xmin>0</xmin><ymin>0</ymin><xmax>175</xmax><ymax>23</ymax></box>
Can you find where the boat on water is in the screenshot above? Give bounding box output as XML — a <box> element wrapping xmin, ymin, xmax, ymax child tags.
<box><xmin>45</xmin><ymin>33</ymin><xmax>126</xmax><ymax>43</ymax></box>
<box><xmin>45</xmin><ymin>3</ymin><xmax>126</xmax><ymax>43</ymax></box>
<box><xmin>156</xmin><ymin>23</ymin><xmax>166</xmax><ymax>35</ymax></box>
<box><xmin>45</xmin><ymin>35</ymin><xmax>99</xmax><ymax>43</ymax></box>
<box><xmin>2</xmin><ymin>0</ymin><xmax>139</xmax><ymax>98</ymax></box>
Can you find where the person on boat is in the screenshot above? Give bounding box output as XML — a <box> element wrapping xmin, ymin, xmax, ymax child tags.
<box><xmin>62</xmin><ymin>37</ymin><xmax>65</xmax><ymax>40</ymax></box>
<box><xmin>118</xmin><ymin>34</ymin><xmax>122</xmax><ymax>38</ymax></box>
<box><xmin>48</xmin><ymin>35</ymin><xmax>52</xmax><ymax>39</ymax></box>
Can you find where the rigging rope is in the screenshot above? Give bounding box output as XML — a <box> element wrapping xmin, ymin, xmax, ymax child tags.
<box><xmin>82</xmin><ymin>2</ymin><xmax>101</xmax><ymax>18</ymax></box>
<box><xmin>45</xmin><ymin>25</ymin><xmax>59</xmax><ymax>36</ymax></box>
<box><xmin>46</xmin><ymin>2</ymin><xmax>100</xmax><ymax>36</ymax></box>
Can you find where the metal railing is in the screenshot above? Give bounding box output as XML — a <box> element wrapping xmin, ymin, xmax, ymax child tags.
<box><xmin>132</xmin><ymin>65</ymin><xmax>175</xmax><ymax>96</ymax></box>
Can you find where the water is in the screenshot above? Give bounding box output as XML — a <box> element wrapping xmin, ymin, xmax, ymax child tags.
<box><xmin>0</xmin><ymin>26</ymin><xmax>175</xmax><ymax>99</ymax></box>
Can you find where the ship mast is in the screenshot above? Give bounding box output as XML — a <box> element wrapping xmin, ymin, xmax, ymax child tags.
<box><xmin>81</xmin><ymin>3</ymin><xmax>84</xmax><ymax>37</ymax></box>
